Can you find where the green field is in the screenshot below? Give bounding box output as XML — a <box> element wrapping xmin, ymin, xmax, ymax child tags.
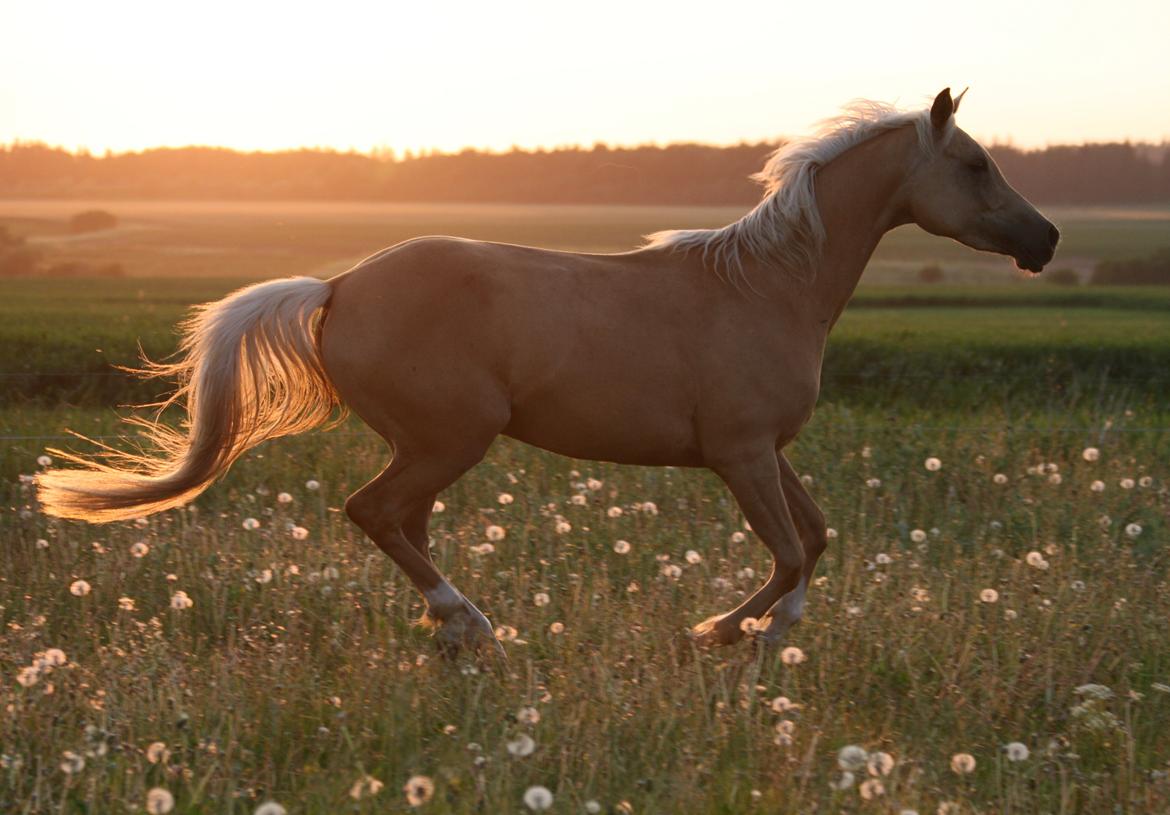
<box><xmin>1</xmin><ymin>203</ymin><xmax>1169</xmax><ymax>814</ymax></box>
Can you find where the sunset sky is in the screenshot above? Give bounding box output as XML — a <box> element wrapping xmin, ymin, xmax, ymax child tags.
<box><xmin>3</xmin><ymin>0</ymin><xmax>1167</xmax><ymax>155</ymax></box>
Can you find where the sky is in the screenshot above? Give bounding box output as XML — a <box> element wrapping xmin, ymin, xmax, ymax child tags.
<box><xmin>2</xmin><ymin>0</ymin><xmax>1168</xmax><ymax>155</ymax></box>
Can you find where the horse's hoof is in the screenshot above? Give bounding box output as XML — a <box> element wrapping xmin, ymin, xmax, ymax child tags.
<box><xmin>431</xmin><ymin>606</ymin><xmax>505</xmax><ymax>663</ymax></box>
<box><xmin>689</xmin><ymin>614</ymin><xmax>745</xmax><ymax>648</ymax></box>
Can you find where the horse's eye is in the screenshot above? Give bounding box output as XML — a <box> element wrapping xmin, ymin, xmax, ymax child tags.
<box><xmin>967</xmin><ymin>155</ymin><xmax>989</xmax><ymax>174</ymax></box>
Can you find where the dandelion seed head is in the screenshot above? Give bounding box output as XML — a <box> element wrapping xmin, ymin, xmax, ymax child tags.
<box><xmin>1125</xmin><ymin>523</ymin><xmax>1143</xmax><ymax>539</ymax></box>
<box><xmin>613</xmin><ymin>539</ymin><xmax>631</xmax><ymax>554</ymax></box>
<box><xmin>145</xmin><ymin>788</ymin><xmax>174</xmax><ymax>814</ymax></box>
<box><xmin>1139</xmin><ymin>475</ymin><xmax>1153</xmax><ymax>487</ymax></box>
<box><xmin>867</xmin><ymin>751</ymin><xmax>895</xmax><ymax>776</ymax></box>
<box><xmin>585</xmin><ymin>801</ymin><xmax>602</xmax><ymax>814</ymax></box>
<box><xmin>277</xmin><ymin>492</ymin><xmax>293</xmax><ymax>504</ymax></box>
<box><xmin>830</xmin><ymin>770</ymin><xmax>855</xmax><ymax>790</ymax></box>
<box><xmin>640</xmin><ymin>501</ymin><xmax>658</xmax><ymax>515</ymax></box>
<box><xmin>60</xmin><ymin>750</ymin><xmax>85</xmax><ymax>774</ymax></box>
<box><xmin>770</xmin><ymin>695</ymin><xmax>798</xmax><ymax>713</ymax></box>
<box><xmin>290</xmin><ymin>526</ymin><xmax>309</xmax><ymax>540</ymax></box>
<box><xmin>485</xmin><ymin>524</ymin><xmax>506</xmax><ymax>542</ymax></box>
<box><xmin>523</xmin><ymin>785</ymin><xmax>554</xmax><ymax>811</ymax></box>
<box><xmin>910</xmin><ymin>528</ymin><xmax>927</xmax><ymax>543</ymax></box>
<box><xmin>118</xmin><ymin>596</ymin><xmax>136</xmax><ymax>612</ymax></box>
<box><xmin>130</xmin><ymin>541</ymin><xmax>150</xmax><ymax>558</ymax></box>
<box><xmin>1004</xmin><ymin>742</ymin><xmax>1029</xmax><ymax>761</ymax></box>
<box><xmin>42</xmin><ymin>648</ymin><xmax>66</xmax><ymax>667</ymax></box>
<box><xmin>685</xmin><ymin>549</ymin><xmax>702</xmax><ymax>564</ymax></box>
<box><xmin>950</xmin><ymin>752</ymin><xmax>976</xmax><ymax>774</ymax></box>
<box><xmin>1120</xmin><ymin>478</ymin><xmax>1135</xmax><ymax>490</ymax></box>
<box><xmin>780</xmin><ymin>646</ymin><xmax>806</xmax><ymax>665</ymax></box>
<box><xmin>517</xmin><ymin>706</ymin><xmax>541</xmax><ymax>725</ymax></box>
<box><xmin>242</xmin><ymin>517</ymin><xmax>260</xmax><ymax>531</ymax></box>
<box><xmin>859</xmin><ymin>778</ymin><xmax>885</xmax><ymax>799</ymax></box>
<box><xmin>350</xmin><ymin>775</ymin><xmax>384</xmax><ymax>800</ymax></box>
<box><xmin>507</xmin><ymin>734</ymin><xmax>536</xmax><ymax>757</ymax></box>
<box><xmin>875</xmin><ymin>553</ymin><xmax>892</xmax><ymax>565</ymax></box>
<box><xmin>866</xmin><ymin>477</ymin><xmax>882</xmax><ymax>488</ymax></box>
<box><xmin>254</xmin><ymin>802</ymin><xmax>288</xmax><ymax>815</ymax></box>
<box><xmin>979</xmin><ymin>588</ymin><xmax>999</xmax><ymax>604</ymax></box>
<box><xmin>533</xmin><ymin>592</ymin><xmax>550</xmax><ymax>607</ymax></box>
<box><xmin>1082</xmin><ymin>447</ymin><xmax>1100</xmax><ymax>462</ymax></box>
<box><xmin>498</xmin><ymin>492</ymin><xmax>514</xmax><ymax>505</ymax></box>
<box><xmin>146</xmin><ymin>742</ymin><xmax>168</xmax><ymax>764</ymax></box>
<box><xmin>924</xmin><ymin>457</ymin><xmax>942</xmax><ymax>471</ymax></box>
<box><xmin>432</xmin><ymin>499</ymin><xmax>445</xmax><ymax>513</ymax></box>
<box><xmin>1025</xmin><ymin>551</ymin><xmax>1049</xmax><ymax>570</ymax></box>
<box><xmin>170</xmin><ymin>591</ymin><xmax>193</xmax><ymax>610</ymax></box>
<box><xmin>305</xmin><ymin>479</ymin><xmax>320</xmax><ymax>490</ymax></box>
<box><xmin>549</xmin><ymin>621</ymin><xmax>564</xmax><ymax>634</ymax></box>
<box><xmin>70</xmin><ymin>579</ymin><xmax>91</xmax><ymax>597</ymax></box>
<box><xmin>730</xmin><ymin>531</ymin><xmax>747</xmax><ymax>543</ymax></box>
<box><xmin>607</xmin><ymin>506</ymin><xmax>623</xmax><ymax>518</ymax></box>
<box><xmin>555</xmin><ymin>520</ymin><xmax>572</xmax><ymax>534</ymax></box>
<box><xmin>825</xmin><ymin>527</ymin><xmax>838</xmax><ymax>540</ymax></box>
<box><xmin>993</xmin><ymin>473</ymin><xmax>1008</xmax><ymax>485</ymax></box>
<box><xmin>402</xmin><ymin>775</ymin><xmax>434</xmax><ymax>806</ymax></box>
<box><xmin>586</xmin><ymin>477</ymin><xmax>603</xmax><ymax>491</ymax></box>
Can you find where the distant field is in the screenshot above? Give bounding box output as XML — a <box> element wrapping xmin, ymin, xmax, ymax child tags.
<box><xmin>2</xmin><ymin>199</ymin><xmax>1168</xmax><ymax>283</ymax></box>
<box><xmin>2</xmin><ymin>202</ymin><xmax>1169</xmax><ymax>813</ymax></box>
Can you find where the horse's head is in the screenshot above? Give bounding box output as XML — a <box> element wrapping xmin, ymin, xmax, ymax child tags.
<box><xmin>905</xmin><ymin>88</ymin><xmax>1059</xmax><ymax>274</ymax></box>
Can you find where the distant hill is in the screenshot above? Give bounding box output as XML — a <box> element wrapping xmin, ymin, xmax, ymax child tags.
<box><xmin>2</xmin><ymin>140</ymin><xmax>1167</xmax><ymax>205</ymax></box>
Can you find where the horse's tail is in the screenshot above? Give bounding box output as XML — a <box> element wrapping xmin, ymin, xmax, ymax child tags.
<box><xmin>38</xmin><ymin>277</ymin><xmax>342</xmax><ymax>523</ymax></box>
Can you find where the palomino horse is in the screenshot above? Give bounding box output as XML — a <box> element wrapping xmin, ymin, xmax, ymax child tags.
<box><xmin>39</xmin><ymin>88</ymin><xmax>1058</xmax><ymax>654</ymax></box>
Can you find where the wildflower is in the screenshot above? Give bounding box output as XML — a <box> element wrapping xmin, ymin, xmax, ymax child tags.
<box><xmin>507</xmin><ymin>734</ymin><xmax>536</xmax><ymax>757</ymax></box>
<box><xmin>1125</xmin><ymin>523</ymin><xmax>1142</xmax><ymax>539</ymax></box>
<box><xmin>130</xmin><ymin>541</ymin><xmax>150</xmax><ymax>558</ymax></box>
<box><xmin>1048</xmin><ymin>472</ymin><xmax>1063</xmax><ymax>485</ymax></box>
<box><xmin>70</xmin><ymin>580</ymin><xmax>91</xmax><ymax>597</ymax></box>
<box><xmin>910</xmin><ymin>529</ymin><xmax>927</xmax><ymax>543</ymax></box>
<box><xmin>471</xmin><ymin>543</ymin><xmax>495</xmax><ymax>555</ymax></box>
<box><xmin>169</xmin><ymin>591</ymin><xmax>193</xmax><ymax>610</ymax></box>
<box><xmin>255</xmin><ymin>569</ymin><xmax>273</xmax><ymax>585</ymax></box>
<box><xmin>1082</xmin><ymin>447</ymin><xmax>1100</xmax><ymax>462</ymax></box>
<box><xmin>533</xmin><ymin>592</ymin><xmax>550</xmax><ymax>607</ymax></box>
<box><xmin>868</xmin><ymin>751</ymin><xmax>895</xmax><ymax>776</ymax></box>
<box><xmin>485</xmin><ymin>525</ymin><xmax>506</xmax><ymax>541</ymax></box>
<box><xmin>1025</xmin><ymin>551</ymin><xmax>1049</xmax><ymax>570</ymax></box>
<box><xmin>145</xmin><ymin>788</ymin><xmax>175</xmax><ymax>814</ymax></box>
<box><xmin>825</xmin><ymin>528</ymin><xmax>838</xmax><ymax>540</ymax></box>
<box><xmin>498</xmin><ymin>492</ymin><xmax>514</xmax><ymax>505</ymax></box>
<box><xmin>1004</xmin><ymin>609</ymin><xmax>1018</xmax><ymax>621</ymax></box>
<box><xmin>118</xmin><ymin>596</ymin><xmax>136</xmax><ymax>612</ymax></box>
<box><xmin>774</xmin><ymin>719</ymin><xmax>795</xmax><ymax>745</ymax></box>
<box><xmin>242</xmin><ymin>517</ymin><xmax>260</xmax><ymax>531</ymax></box>
<box><xmin>640</xmin><ymin>501</ymin><xmax>659</xmax><ymax>515</ymax></box>
<box><xmin>277</xmin><ymin>492</ymin><xmax>293</xmax><ymax>504</ymax></box>
<box><xmin>432</xmin><ymin>500</ymin><xmax>445</xmax><ymax>513</ymax></box>
<box><xmin>979</xmin><ymin>588</ymin><xmax>999</xmax><ymax>604</ymax></box>
<box><xmin>517</xmin><ymin>706</ymin><xmax>541</xmax><ymax>725</ymax></box>
<box><xmin>42</xmin><ymin>648</ymin><xmax>67</xmax><ymax>667</ymax></box>
<box><xmin>350</xmin><ymin>775</ymin><xmax>384</xmax><ymax>800</ymax></box>
<box><xmin>585</xmin><ymin>801</ymin><xmax>602</xmax><ymax>814</ymax></box>
<box><xmin>866</xmin><ymin>478</ymin><xmax>882</xmax><ymax>488</ymax></box>
<box><xmin>770</xmin><ymin>696</ymin><xmax>799</xmax><ymax>713</ymax></box>
<box><xmin>1091</xmin><ymin>480</ymin><xmax>1105</xmax><ymax>492</ymax></box>
<box><xmin>1120</xmin><ymin>478</ymin><xmax>1135</xmax><ymax>489</ymax></box>
<box><xmin>924</xmin><ymin>457</ymin><xmax>942</xmax><ymax>471</ymax></box>
<box><xmin>739</xmin><ymin>617</ymin><xmax>762</xmax><ymax>633</ymax></box>
<box><xmin>1004</xmin><ymin>742</ymin><xmax>1029</xmax><ymax>761</ymax></box>
<box><xmin>549</xmin><ymin>621</ymin><xmax>564</xmax><ymax>634</ymax></box>
<box><xmin>730</xmin><ymin>531</ymin><xmax>747</xmax><ymax>543</ymax></box>
<box><xmin>36</xmin><ymin>538</ymin><xmax>49</xmax><ymax>549</ymax></box>
<box><xmin>1075</xmin><ymin>683</ymin><xmax>1113</xmax><ymax>700</ymax></box>
<box><xmin>403</xmin><ymin>775</ymin><xmax>435</xmax><ymax>807</ymax></box>
<box><xmin>586</xmin><ymin>477</ymin><xmax>603</xmax><ymax>491</ymax></box>
<box><xmin>607</xmin><ymin>506</ymin><xmax>623</xmax><ymax>518</ymax></box>
<box><xmin>829</xmin><ymin>771</ymin><xmax>855</xmax><ymax>790</ymax></box>
<box><xmin>523</xmin><ymin>786</ymin><xmax>554</xmax><ymax>811</ymax></box>
<box><xmin>254</xmin><ymin>803</ymin><xmax>288</xmax><ymax>815</ymax></box>
<box><xmin>661</xmin><ymin>563</ymin><xmax>682</xmax><ymax>579</ymax></box>
<box><xmin>495</xmin><ymin>625</ymin><xmax>518</xmax><ymax>641</ymax></box>
<box><xmin>570</xmin><ymin>494</ymin><xmax>587</xmax><ymax>506</ymax></box>
<box><xmin>613</xmin><ymin>539</ymin><xmax>631</xmax><ymax>554</ymax></box>
<box><xmin>838</xmin><ymin>745</ymin><xmax>868</xmax><ymax>771</ymax></box>
<box><xmin>290</xmin><ymin>526</ymin><xmax>309</xmax><ymax>540</ymax></box>
<box><xmin>993</xmin><ymin>473</ymin><xmax>1008</xmax><ymax>485</ymax></box>
<box><xmin>950</xmin><ymin>753</ymin><xmax>976</xmax><ymax>774</ymax></box>
<box><xmin>305</xmin><ymin>479</ymin><xmax>320</xmax><ymax>490</ymax></box>
<box><xmin>60</xmin><ymin>750</ymin><xmax>85</xmax><ymax>774</ymax></box>
<box><xmin>859</xmin><ymin>778</ymin><xmax>885</xmax><ymax>799</ymax></box>
<box><xmin>685</xmin><ymin>549</ymin><xmax>702</xmax><ymax>564</ymax></box>
<box><xmin>146</xmin><ymin>742</ymin><xmax>168</xmax><ymax>764</ymax></box>
<box><xmin>1139</xmin><ymin>476</ymin><xmax>1153</xmax><ymax>487</ymax></box>
<box><xmin>555</xmin><ymin>520</ymin><xmax>572</xmax><ymax>534</ymax></box>
<box><xmin>37</xmin><ymin>454</ymin><xmax>53</xmax><ymax>467</ymax></box>
<box><xmin>16</xmin><ymin>665</ymin><xmax>39</xmax><ymax>687</ymax></box>
<box><xmin>875</xmin><ymin>553</ymin><xmax>892</xmax><ymax>565</ymax></box>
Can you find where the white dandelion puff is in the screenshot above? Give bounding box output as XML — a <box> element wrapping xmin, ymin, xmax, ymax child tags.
<box><xmin>507</xmin><ymin>734</ymin><xmax>536</xmax><ymax>757</ymax></box>
<box><xmin>924</xmin><ymin>457</ymin><xmax>942</xmax><ymax>471</ymax></box>
<box><xmin>613</xmin><ymin>539</ymin><xmax>631</xmax><ymax>554</ymax></box>
<box><xmin>145</xmin><ymin>788</ymin><xmax>174</xmax><ymax>814</ymax></box>
<box><xmin>242</xmin><ymin>517</ymin><xmax>260</xmax><ymax>531</ymax></box>
<box><xmin>70</xmin><ymin>579</ymin><xmax>91</xmax><ymax>597</ymax></box>
<box><xmin>485</xmin><ymin>525</ymin><xmax>506</xmax><ymax>542</ymax></box>
<box><xmin>523</xmin><ymin>786</ymin><xmax>554</xmax><ymax>811</ymax></box>
<box><xmin>1004</xmin><ymin>742</ymin><xmax>1029</xmax><ymax>761</ymax></box>
<box><xmin>1125</xmin><ymin>523</ymin><xmax>1142</xmax><ymax>539</ymax></box>
<box><xmin>979</xmin><ymin>588</ymin><xmax>999</xmax><ymax>604</ymax></box>
<box><xmin>950</xmin><ymin>753</ymin><xmax>976</xmax><ymax>774</ymax></box>
<box><xmin>1082</xmin><ymin>447</ymin><xmax>1100</xmax><ymax>462</ymax></box>
<box><xmin>402</xmin><ymin>775</ymin><xmax>434</xmax><ymax>807</ymax></box>
<box><xmin>305</xmin><ymin>479</ymin><xmax>320</xmax><ymax>490</ymax></box>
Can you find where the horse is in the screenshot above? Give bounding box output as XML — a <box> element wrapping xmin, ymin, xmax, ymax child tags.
<box><xmin>38</xmin><ymin>88</ymin><xmax>1059</xmax><ymax>655</ymax></box>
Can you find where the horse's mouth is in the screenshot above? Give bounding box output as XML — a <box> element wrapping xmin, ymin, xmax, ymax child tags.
<box><xmin>1014</xmin><ymin>255</ymin><xmax>1046</xmax><ymax>274</ymax></box>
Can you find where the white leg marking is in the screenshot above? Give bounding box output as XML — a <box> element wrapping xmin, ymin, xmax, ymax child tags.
<box><xmin>423</xmin><ymin>580</ymin><xmax>464</xmax><ymax>618</ymax></box>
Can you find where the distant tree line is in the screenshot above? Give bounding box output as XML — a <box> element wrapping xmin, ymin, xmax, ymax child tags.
<box><xmin>1</xmin><ymin>140</ymin><xmax>1167</xmax><ymax>205</ymax></box>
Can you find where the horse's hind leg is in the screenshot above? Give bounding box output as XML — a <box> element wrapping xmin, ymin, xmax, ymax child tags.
<box><xmin>346</xmin><ymin>448</ymin><xmax>500</xmax><ymax>656</ymax></box>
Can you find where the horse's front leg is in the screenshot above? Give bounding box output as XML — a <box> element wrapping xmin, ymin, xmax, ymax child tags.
<box><xmin>691</xmin><ymin>449</ymin><xmax>806</xmax><ymax>647</ymax></box>
<box><xmin>759</xmin><ymin>452</ymin><xmax>828</xmax><ymax>645</ymax></box>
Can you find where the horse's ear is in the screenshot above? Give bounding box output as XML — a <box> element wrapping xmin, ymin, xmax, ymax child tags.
<box><xmin>953</xmin><ymin>87</ymin><xmax>969</xmax><ymax>114</ymax></box>
<box><xmin>930</xmin><ymin>87</ymin><xmax>954</xmax><ymax>131</ymax></box>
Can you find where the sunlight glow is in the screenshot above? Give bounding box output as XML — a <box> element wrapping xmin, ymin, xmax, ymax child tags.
<box><xmin>2</xmin><ymin>0</ymin><xmax>1167</xmax><ymax>154</ymax></box>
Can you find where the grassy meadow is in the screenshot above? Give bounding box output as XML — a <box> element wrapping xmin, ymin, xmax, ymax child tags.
<box><xmin>1</xmin><ymin>202</ymin><xmax>1169</xmax><ymax>814</ymax></box>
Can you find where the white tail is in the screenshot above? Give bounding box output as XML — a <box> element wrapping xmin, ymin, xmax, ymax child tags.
<box><xmin>38</xmin><ymin>277</ymin><xmax>341</xmax><ymax>522</ymax></box>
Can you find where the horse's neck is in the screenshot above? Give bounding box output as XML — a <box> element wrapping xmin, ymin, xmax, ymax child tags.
<box><xmin>805</xmin><ymin>126</ymin><xmax>916</xmax><ymax>325</ymax></box>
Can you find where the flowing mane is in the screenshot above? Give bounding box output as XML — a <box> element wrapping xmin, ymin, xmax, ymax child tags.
<box><xmin>644</xmin><ymin>100</ymin><xmax>938</xmax><ymax>289</ymax></box>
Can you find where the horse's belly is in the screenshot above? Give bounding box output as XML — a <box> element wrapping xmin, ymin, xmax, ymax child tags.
<box><xmin>502</xmin><ymin>392</ymin><xmax>702</xmax><ymax>467</ymax></box>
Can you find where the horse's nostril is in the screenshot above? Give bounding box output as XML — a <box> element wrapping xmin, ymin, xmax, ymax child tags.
<box><xmin>1047</xmin><ymin>224</ymin><xmax>1060</xmax><ymax>250</ymax></box>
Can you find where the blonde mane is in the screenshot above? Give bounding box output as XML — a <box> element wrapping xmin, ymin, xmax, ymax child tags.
<box><xmin>644</xmin><ymin>100</ymin><xmax>940</xmax><ymax>290</ymax></box>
